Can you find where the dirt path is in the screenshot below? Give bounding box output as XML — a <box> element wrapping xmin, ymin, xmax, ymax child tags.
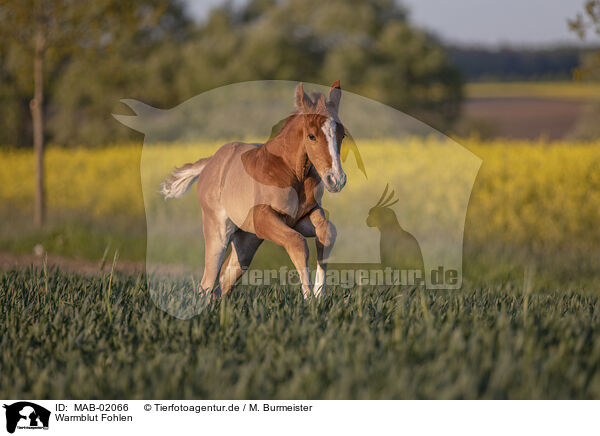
<box><xmin>0</xmin><ymin>251</ymin><xmax>145</xmax><ymax>275</ymax></box>
<box><xmin>0</xmin><ymin>251</ymin><xmax>200</xmax><ymax>276</ymax></box>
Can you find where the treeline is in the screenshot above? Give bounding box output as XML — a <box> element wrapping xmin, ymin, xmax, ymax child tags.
<box><xmin>0</xmin><ymin>0</ymin><xmax>463</xmax><ymax>148</ymax></box>
<box><xmin>448</xmin><ymin>46</ymin><xmax>591</xmax><ymax>81</ymax></box>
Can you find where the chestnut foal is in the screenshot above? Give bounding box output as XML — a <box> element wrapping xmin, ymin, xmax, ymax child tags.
<box><xmin>161</xmin><ymin>81</ymin><xmax>347</xmax><ymax>299</ymax></box>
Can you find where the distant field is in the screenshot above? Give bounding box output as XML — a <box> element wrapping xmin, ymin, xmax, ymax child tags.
<box><xmin>465</xmin><ymin>82</ymin><xmax>600</xmax><ymax>100</ymax></box>
<box><xmin>462</xmin><ymin>98</ymin><xmax>585</xmax><ymax>140</ymax></box>
<box><xmin>462</xmin><ymin>82</ymin><xmax>600</xmax><ymax>140</ymax></box>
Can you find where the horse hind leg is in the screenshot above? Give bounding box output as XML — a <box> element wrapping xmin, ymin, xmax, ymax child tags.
<box><xmin>219</xmin><ymin>230</ymin><xmax>263</xmax><ymax>295</ymax></box>
<box><xmin>200</xmin><ymin>212</ymin><xmax>236</xmax><ymax>297</ymax></box>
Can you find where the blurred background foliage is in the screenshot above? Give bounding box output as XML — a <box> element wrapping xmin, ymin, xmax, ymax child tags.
<box><xmin>1</xmin><ymin>0</ymin><xmax>599</xmax><ymax>148</ymax></box>
<box><xmin>0</xmin><ymin>0</ymin><xmax>464</xmax><ymax>146</ymax></box>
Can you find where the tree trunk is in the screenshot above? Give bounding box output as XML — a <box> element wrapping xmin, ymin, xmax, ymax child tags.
<box><xmin>30</xmin><ymin>36</ymin><xmax>45</xmax><ymax>228</ymax></box>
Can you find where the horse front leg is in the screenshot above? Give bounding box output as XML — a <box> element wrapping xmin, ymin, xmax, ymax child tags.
<box><xmin>295</xmin><ymin>207</ymin><xmax>337</xmax><ymax>298</ymax></box>
<box><xmin>253</xmin><ymin>205</ymin><xmax>313</xmax><ymax>299</ymax></box>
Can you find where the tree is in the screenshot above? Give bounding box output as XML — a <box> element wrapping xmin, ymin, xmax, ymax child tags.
<box><xmin>0</xmin><ymin>0</ymin><xmax>462</xmax><ymax>154</ymax></box>
<box><xmin>569</xmin><ymin>0</ymin><xmax>600</xmax><ymax>82</ymax></box>
<box><xmin>47</xmin><ymin>3</ymin><xmax>191</xmax><ymax>146</ymax></box>
<box><xmin>569</xmin><ymin>0</ymin><xmax>600</xmax><ymax>39</ymax></box>
<box><xmin>177</xmin><ymin>0</ymin><xmax>463</xmax><ymax>131</ymax></box>
<box><xmin>0</xmin><ymin>0</ymin><xmax>183</xmax><ymax>227</ymax></box>
<box><xmin>568</xmin><ymin>0</ymin><xmax>600</xmax><ymax>139</ymax></box>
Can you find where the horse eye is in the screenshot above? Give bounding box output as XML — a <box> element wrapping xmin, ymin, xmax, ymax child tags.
<box><xmin>308</xmin><ymin>133</ymin><xmax>316</xmax><ymax>141</ymax></box>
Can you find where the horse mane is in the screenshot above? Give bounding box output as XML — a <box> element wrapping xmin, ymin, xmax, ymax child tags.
<box><xmin>266</xmin><ymin>112</ymin><xmax>299</xmax><ymax>142</ymax></box>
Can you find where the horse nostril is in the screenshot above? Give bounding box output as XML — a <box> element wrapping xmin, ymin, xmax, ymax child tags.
<box><xmin>326</xmin><ymin>173</ymin><xmax>336</xmax><ymax>186</ymax></box>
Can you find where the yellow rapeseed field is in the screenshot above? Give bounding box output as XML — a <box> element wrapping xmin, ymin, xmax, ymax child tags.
<box><xmin>1</xmin><ymin>138</ymin><xmax>599</xmax><ymax>252</ymax></box>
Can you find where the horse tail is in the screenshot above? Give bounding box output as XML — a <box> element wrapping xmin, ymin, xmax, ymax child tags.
<box><xmin>160</xmin><ymin>157</ymin><xmax>210</xmax><ymax>199</ymax></box>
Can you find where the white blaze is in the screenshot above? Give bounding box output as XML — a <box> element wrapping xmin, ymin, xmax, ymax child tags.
<box><xmin>321</xmin><ymin>118</ymin><xmax>344</xmax><ymax>180</ymax></box>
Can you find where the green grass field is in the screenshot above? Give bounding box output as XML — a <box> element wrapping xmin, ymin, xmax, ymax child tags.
<box><xmin>2</xmin><ymin>265</ymin><xmax>600</xmax><ymax>399</ymax></box>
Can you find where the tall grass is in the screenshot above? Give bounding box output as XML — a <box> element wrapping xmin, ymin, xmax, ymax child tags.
<box><xmin>2</xmin><ymin>267</ymin><xmax>600</xmax><ymax>399</ymax></box>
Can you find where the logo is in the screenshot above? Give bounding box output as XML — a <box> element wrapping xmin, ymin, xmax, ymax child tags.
<box><xmin>3</xmin><ymin>402</ymin><xmax>50</xmax><ymax>434</ymax></box>
<box><xmin>114</xmin><ymin>80</ymin><xmax>481</xmax><ymax>318</ymax></box>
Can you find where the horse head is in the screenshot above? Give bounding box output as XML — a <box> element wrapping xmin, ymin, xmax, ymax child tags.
<box><xmin>294</xmin><ymin>80</ymin><xmax>347</xmax><ymax>193</ymax></box>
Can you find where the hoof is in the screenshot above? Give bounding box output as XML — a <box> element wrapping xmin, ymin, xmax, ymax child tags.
<box><xmin>313</xmin><ymin>286</ymin><xmax>325</xmax><ymax>299</ymax></box>
<box><xmin>199</xmin><ymin>287</ymin><xmax>220</xmax><ymax>301</ymax></box>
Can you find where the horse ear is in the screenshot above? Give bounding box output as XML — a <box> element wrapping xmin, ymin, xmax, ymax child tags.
<box><xmin>316</xmin><ymin>94</ymin><xmax>327</xmax><ymax>113</ymax></box>
<box><xmin>295</xmin><ymin>82</ymin><xmax>313</xmax><ymax>112</ymax></box>
<box><xmin>328</xmin><ymin>80</ymin><xmax>341</xmax><ymax>111</ymax></box>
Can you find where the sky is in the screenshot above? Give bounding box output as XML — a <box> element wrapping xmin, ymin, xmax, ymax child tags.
<box><xmin>403</xmin><ymin>0</ymin><xmax>587</xmax><ymax>47</ymax></box>
<box><xmin>185</xmin><ymin>0</ymin><xmax>591</xmax><ymax>47</ymax></box>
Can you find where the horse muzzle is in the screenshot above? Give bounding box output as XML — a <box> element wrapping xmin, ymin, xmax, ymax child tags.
<box><xmin>323</xmin><ymin>170</ymin><xmax>347</xmax><ymax>193</ymax></box>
